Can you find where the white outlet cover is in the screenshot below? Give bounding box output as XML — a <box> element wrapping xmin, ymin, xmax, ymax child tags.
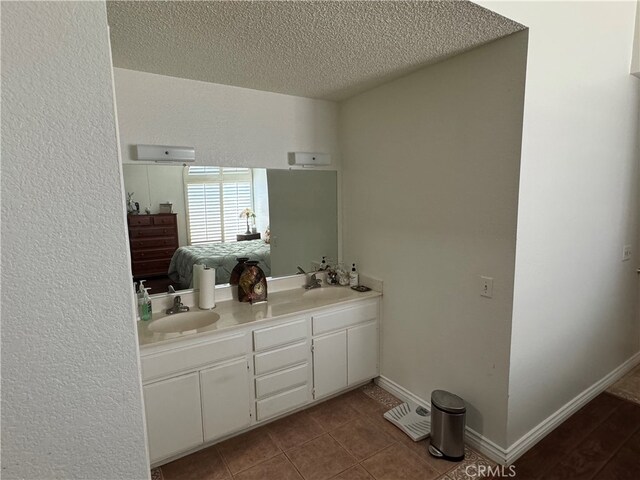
<box><xmin>622</xmin><ymin>245</ymin><xmax>632</xmax><ymax>261</ymax></box>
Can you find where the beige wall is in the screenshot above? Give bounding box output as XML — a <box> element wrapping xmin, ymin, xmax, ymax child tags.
<box><xmin>339</xmin><ymin>32</ymin><xmax>528</xmax><ymax>447</ymax></box>
<box><xmin>481</xmin><ymin>0</ymin><xmax>640</xmax><ymax>449</ymax></box>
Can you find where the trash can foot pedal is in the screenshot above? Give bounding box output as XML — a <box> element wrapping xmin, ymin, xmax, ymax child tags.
<box><xmin>383</xmin><ymin>402</ymin><xmax>431</xmax><ymax>441</ymax></box>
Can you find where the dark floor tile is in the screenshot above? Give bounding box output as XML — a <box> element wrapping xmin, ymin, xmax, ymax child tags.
<box><xmin>332</xmin><ymin>465</ymin><xmax>373</xmax><ymax>479</ymax></box>
<box><xmin>362</xmin><ymin>408</ymin><xmax>453</xmax><ymax>474</ymax></box>
<box><xmin>308</xmin><ymin>396</ymin><xmax>361</xmax><ymax>431</ymax></box>
<box><xmin>330</xmin><ymin>417</ymin><xmax>395</xmax><ymax>460</ymax></box>
<box><xmin>267</xmin><ymin>411</ymin><xmax>325</xmax><ymax>451</ymax></box>
<box><xmin>514</xmin><ymin>393</ymin><xmax>626</xmax><ymax>479</ymax></box>
<box><xmin>161</xmin><ymin>445</ymin><xmax>231</xmax><ymax>480</ymax></box>
<box><xmin>343</xmin><ymin>390</ymin><xmax>388</xmax><ymax>417</ymax></box>
<box><xmin>544</xmin><ymin>400</ymin><xmax>640</xmax><ymax>480</ymax></box>
<box><xmin>233</xmin><ymin>454</ymin><xmax>302</xmax><ymax>480</ymax></box>
<box><xmin>216</xmin><ymin>427</ymin><xmax>281</xmax><ymax>475</ymax></box>
<box><xmin>361</xmin><ymin>443</ymin><xmax>440</xmax><ymax>480</ymax></box>
<box><xmin>286</xmin><ymin>434</ymin><xmax>357</xmax><ymax>480</ymax></box>
<box><xmin>593</xmin><ymin>445</ymin><xmax>640</xmax><ymax>479</ymax></box>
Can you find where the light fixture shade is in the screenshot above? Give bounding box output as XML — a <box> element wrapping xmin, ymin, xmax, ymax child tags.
<box><xmin>135</xmin><ymin>144</ymin><xmax>195</xmax><ymax>162</ymax></box>
<box><xmin>287</xmin><ymin>152</ymin><xmax>331</xmax><ymax>166</ymax></box>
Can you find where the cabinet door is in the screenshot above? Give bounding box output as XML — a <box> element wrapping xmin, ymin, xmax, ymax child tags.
<box><xmin>313</xmin><ymin>330</ymin><xmax>347</xmax><ymax>399</ymax></box>
<box><xmin>200</xmin><ymin>358</ymin><xmax>251</xmax><ymax>443</ymax></box>
<box><xmin>347</xmin><ymin>321</ymin><xmax>379</xmax><ymax>385</ymax></box>
<box><xmin>143</xmin><ymin>373</ymin><xmax>203</xmax><ymax>464</ymax></box>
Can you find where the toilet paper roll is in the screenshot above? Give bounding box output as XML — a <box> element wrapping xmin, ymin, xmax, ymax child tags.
<box><xmin>199</xmin><ymin>267</ymin><xmax>216</xmax><ymax>310</ymax></box>
<box><xmin>193</xmin><ymin>264</ymin><xmax>206</xmax><ymax>290</ymax></box>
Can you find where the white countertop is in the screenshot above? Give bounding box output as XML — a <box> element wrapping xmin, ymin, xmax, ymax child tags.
<box><xmin>137</xmin><ymin>286</ymin><xmax>381</xmax><ymax>349</ymax></box>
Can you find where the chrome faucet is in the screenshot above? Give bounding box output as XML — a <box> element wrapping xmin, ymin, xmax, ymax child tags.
<box><xmin>298</xmin><ymin>266</ymin><xmax>322</xmax><ymax>290</ymax></box>
<box><xmin>166</xmin><ymin>295</ymin><xmax>190</xmax><ymax>315</ymax></box>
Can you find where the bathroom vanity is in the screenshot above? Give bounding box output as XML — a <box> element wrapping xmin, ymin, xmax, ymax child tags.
<box><xmin>137</xmin><ymin>286</ymin><xmax>381</xmax><ymax>466</ymax></box>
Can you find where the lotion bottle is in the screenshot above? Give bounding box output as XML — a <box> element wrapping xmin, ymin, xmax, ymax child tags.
<box><xmin>349</xmin><ymin>263</ymin><xmax>359</xmax><ymax>287</ymax></box>
<box><xmin>141</xmin><ymin>288</ymin><xmax>152</xmax><ymax>321</ymax></box>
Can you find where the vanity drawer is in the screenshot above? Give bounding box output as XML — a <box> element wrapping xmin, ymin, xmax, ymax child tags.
<box><xmin>254</xmin><ymin>341</ymin><xmax>308</xmax><ymax>375</ymax></box>
<box><xmin>312</xmin><ymin>300</ymin><xmax>378</xmax><ymax>336</ymax></box>
<box><xmin>141</xmin><ymin>333</ymin><xmax>247</xmax><ymax>382</ymax></box>
<box><xmin>131</xmin><ymin>237</ymin><xmax>178</xmax><ymax>250</ymax></box>
<box><xmin>253</xmin><ymin>318</ymin><xmax>308</xmax><ymax>351</ymax></box>
<box><xmin>256</xmin><ymin>385</ymin><xmax>308</xmax><ymax>421</ymax></box>
<box><xmin>153</xmin><ymin>215</ymin><xmax>177</xmax><ymax>226</ymax></box>
<box><xmin>255</xmin><ymin>363</ymin><xmax>309</xmax><ymax>399</ymax></box>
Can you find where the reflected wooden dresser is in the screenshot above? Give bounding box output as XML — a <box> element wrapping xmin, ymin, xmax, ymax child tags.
<box><xmin>127</xmin><ymin>214</ymin><xmax>178</xmax><ymax>280</ymax></box>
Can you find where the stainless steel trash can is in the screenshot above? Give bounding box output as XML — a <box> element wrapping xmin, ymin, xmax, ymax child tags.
<box><xmin>428</xmin><ymin>390</ymin><xmax>466</xmax><ymax>461</ymax></box>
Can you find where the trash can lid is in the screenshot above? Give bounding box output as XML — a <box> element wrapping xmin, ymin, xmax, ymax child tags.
<box><xmin>431</xmin><ymin>390</ymin><xmax>466</xmax><ymax>414</ymax></box>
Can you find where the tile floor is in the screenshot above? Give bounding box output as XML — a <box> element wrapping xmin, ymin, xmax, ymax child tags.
<box><xmin>152</xmin><ymin>383</ymin><xmax>494</xmax><ymax>480</ymax></box>
<box><xmin>151</xmin><ymin>365</ymin><xmax>640</xmax><ymax>480</ymax></box>
<box><xmin>607</xmin><ymin>364</ymin><xmax>640</xmax><ymax>405</ymax></box>
<box><xmin>500</xmin><ymin>364</ymin><xmax>640</xmax><ymax>480</ymax></box>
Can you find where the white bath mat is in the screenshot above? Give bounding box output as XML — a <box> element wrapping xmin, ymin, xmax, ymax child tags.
<box><xmin>383</xmin><ymin>402</ymin><xmax>431</xmax><ymax>441</ymax></box>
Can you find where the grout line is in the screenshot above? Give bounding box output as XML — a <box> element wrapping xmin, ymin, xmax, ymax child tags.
<box><xmin>282</xmin><ymin>451</ymin><xmax>306</xmax><ymax>480</ymax></box>
<box><xmin>213</xmin><ymin>444</ymin><xmax>235</xmax><ymax>478</ymax></box>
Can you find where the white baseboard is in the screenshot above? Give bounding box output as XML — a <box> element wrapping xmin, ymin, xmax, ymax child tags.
<box><xmin>376</xmin><ymin>351</ymin><xmax>640</xmax><ymax>465</ymax></box>
<box><xmin>375</xmin><ymin>376</ymin><xmax>508</xmax><ymax>464</ymax></box>
<box><xmin>504</xmin><ymin>350</ymin><xmax>640</xmax><ymax>464</ymax></box>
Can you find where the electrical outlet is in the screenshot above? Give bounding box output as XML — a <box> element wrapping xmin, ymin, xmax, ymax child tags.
<box><xmin>622</xmin><ymin>245</ymin><xmax>632</xmax><ymax>262</ymax></box>
<box><xmin>480</xmin><ymin>276</ymin><xmax>494</xmax><ymax>298</ymax></box>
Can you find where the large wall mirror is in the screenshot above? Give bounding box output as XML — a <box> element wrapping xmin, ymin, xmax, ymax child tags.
<box><xmin>123</xmin><ymin>164</ymin><xmax>338</xmax><ymax>295</ymax></box>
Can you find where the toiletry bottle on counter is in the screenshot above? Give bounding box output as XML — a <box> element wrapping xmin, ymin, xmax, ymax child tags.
<box><xmin>349</xmin><ymin>264</ymin><xmax>359</xmax><ymax>287</ymax></box>
<box><xmin>319</xmin><ymin>256</ymin><xmax>328</xmax><ymax>271</ymax></box>
<box><xmin>137</xmin><ymin>280</ymin><xmax>146</xmax><ymax>319</ymax></box>
<box><xmin>141</xmin><ymin>288</ymin><xmax>152</xmax><ymax>321</ymax></box>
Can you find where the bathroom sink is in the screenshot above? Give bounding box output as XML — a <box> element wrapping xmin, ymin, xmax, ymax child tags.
<box><xmin>148</xmin><ymin>310</ymin><xmax>220</xmax><ymax>333</ymax></box>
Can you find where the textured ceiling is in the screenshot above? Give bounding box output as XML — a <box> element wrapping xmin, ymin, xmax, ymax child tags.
<box><xmin>107</xmin><ymin>1</ymin><xmax>524</xmax><ymax>101</ymax></box>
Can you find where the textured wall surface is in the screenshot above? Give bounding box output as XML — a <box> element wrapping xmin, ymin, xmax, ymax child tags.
<box><xmin>107</xmin><ymin>0</ymin><xmax>524</xmax><ymax>101</ymax></box>
<box><xmin>340</xmin><ymin>32</ymin><xmax>528</xmax><ymax>448</ymax></box>
<box><xmin>1</xmin><ymin>2</ymin><xmax>149</xmax><ymax>478</ymax></box>
<box><xmin>481</xmin><ymin>1</ymin><xmax>640</xmax><ymax>447</ymax></box>
<box><xmin>114</xmin><ymin>68</ymin><xmax>339</xmax><ymax>168</ymax></box>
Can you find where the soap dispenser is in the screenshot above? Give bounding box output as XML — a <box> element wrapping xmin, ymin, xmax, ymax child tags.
<box><xmin>141</xmin><ymin>287</ymin><xmax>152</xmax><ymax>321</ymax></box>
<box><xmin>349</xmin><ymin>263</ymin><xmax>359</xmax><ymax>287</ymax></box>
<box><xmin>137</xmin><ymin>280</ymin><xmax>146</xmax><ymax>319</ymax></box>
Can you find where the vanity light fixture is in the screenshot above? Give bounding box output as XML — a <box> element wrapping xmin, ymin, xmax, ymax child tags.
<box><xmin>135</xmin><ymin>144</ymin><xmax>196</xmax><ymax>163</ymax></box>
<box><xmin>287</xmin><ymin>152</ymin><xmax>331</xmax><ymax>167</ymax></box>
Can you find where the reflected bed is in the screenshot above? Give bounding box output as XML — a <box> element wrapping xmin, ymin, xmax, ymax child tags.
<box><xmin>168</xmin><ymin>239</ymin><xmax>271</xmax><ymax>288</ymax></box>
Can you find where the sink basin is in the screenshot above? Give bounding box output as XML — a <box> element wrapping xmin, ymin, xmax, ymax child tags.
<box><xmin>148</xmin><ymin>310</ymin><xmax>220</xmax><ymax>333</ymax></box>
<box><xmin>302</xmin><ymin>287</ymin><xmax>354</xmax><ymax>300</ymax></box>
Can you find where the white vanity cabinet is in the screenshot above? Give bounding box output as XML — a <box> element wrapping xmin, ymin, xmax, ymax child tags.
<box><xmin>140</xmin><ymin>295</ymin><xmax>380</xmax><ymax>467</ymax></box>
<box><xmin>140</xmin><ymin>332</ymin><xmax>251</xmax><ymax>464</ymax></box>
<box><xmin>143</xmin><ymin>373</ymin><xmax>203</xmax><ymax>463</ymax></box>
<box><xmin>312</xmin><ymin>330</ymin><xmax>348</xmax><ymax>398</ymax></box>
<box><xmin>312</xmin><ymin>299</ymin><xmax>379</xmax><ymax>399</ymax></box>
<box><xmin>200</xmin><ymin>358</ymin><xmax>251</xmax><ymax>442</ymax></box>
<box><xmin>252</xmin><ymin>317</ymin><xmax>312</xmax><ymax>421</ymax></box>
